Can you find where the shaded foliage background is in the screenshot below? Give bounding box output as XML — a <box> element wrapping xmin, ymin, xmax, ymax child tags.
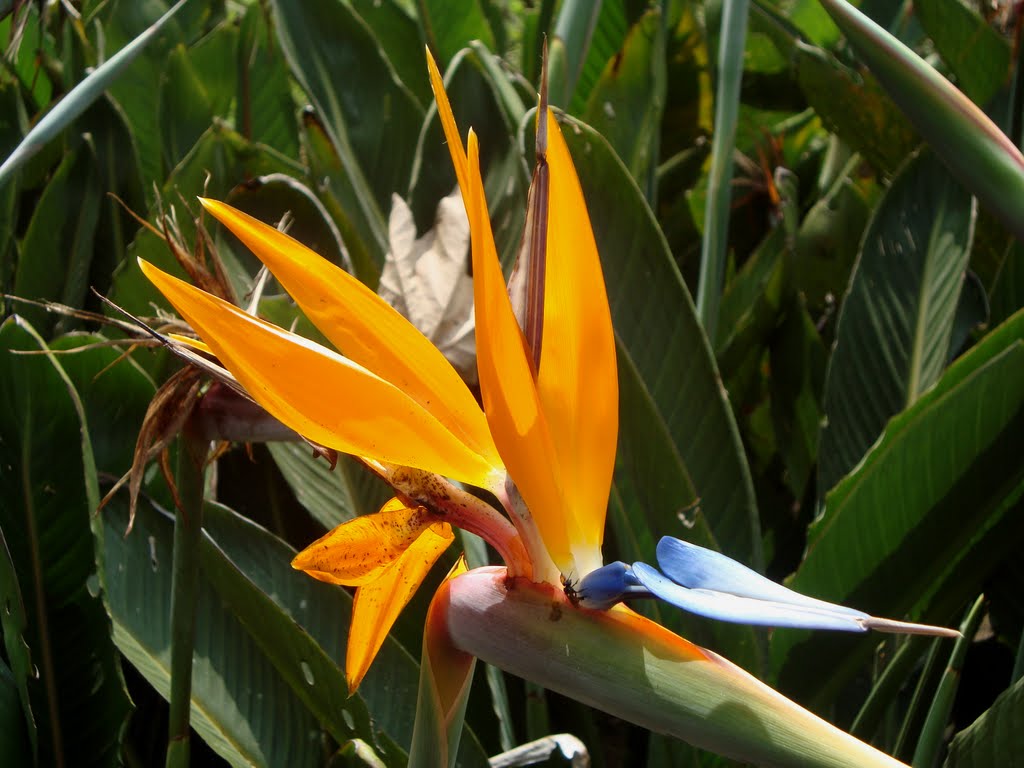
<box><xmin>1</xmin><ymin>0</ymin><xmax>1022</xmax><ymax>766</ymax></box>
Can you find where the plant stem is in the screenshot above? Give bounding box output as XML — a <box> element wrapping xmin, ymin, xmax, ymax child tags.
<box><xmin>851</xmin><ymin>634</ymin><xmax>930</xmax><ymax>741</ymax></box>
<box><xmin>165</xmin><ymin>419</ymin><xmax>210</xmax><ymax>768</ymax></box>
<box><xmin>911</xmin><ymin>596</ymin><xmax>984</xmax><ymax>768</ymax></box>
<box><xmin>696</xmin><ymin>0</ymin><xmax>749</xmax><ymax>340</ymax></box>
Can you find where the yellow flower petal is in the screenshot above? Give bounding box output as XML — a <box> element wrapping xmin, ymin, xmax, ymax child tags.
<box><xmin>167</xmin><ymin>333</ymin><xmax>213</xmax><ymax>355</ymax></box>
<box><xmin>291</xmin><ymin>498</ymin><xmax>439</xmax><ymax>586</ymax></box>
<box><xmin>198</xmin><ymin>198</ymin><xmax>500</xmax><ymax>469</ymax></box>
<box><xmin>537</xmin><ymin>110</ymin><xmax>618</xmax><ymax>572</ymax></box>
<box><xmin>140</xmin><ymin>258</ymin><xmax>498</xmax><ymax>487</ymax></box>
<box><xmin>462</xmin><ymin>132</ymin><xmax>574</xmax><ymax>574</ymax></box>
<box><xmin>346</xmin><ymin>522</ymin><xmax>454</xmax><ymax>692</ymax></box>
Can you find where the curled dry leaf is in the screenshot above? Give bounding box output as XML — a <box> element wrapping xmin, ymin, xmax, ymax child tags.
<box><xmin>379</xmin><ymin>189</ymin><xmax>478</xmax><ymax>385</ymax></box>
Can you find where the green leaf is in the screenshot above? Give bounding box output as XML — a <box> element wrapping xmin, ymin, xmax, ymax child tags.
<box><xmin>819</xmin><ymin>0</ymin><xmax>1024</xmax><ymax>241</ymax></box>
<box><xmin>944</xmin><ymin>673</ymin><xmax>1024</xmax><ymax>767</ymax></box>
<box><xmin>418</xmin><ymin>0</ymin><xmax>497</xmax><ymax>68</ymax></box>
<box><xmin>236</xmin><ymin>3</ymin><xmax>300</xmax><ymax>157</ymax></box>
<box><xmin>270</xmin><ymin>0</ymin><xmax>423</xmax><ymax>253</ymax></box>
<box><xmin>818</xmin><ymin>150</ymin><xmax>976</xmax><ymax>503</ymax></box>
<box><xmin>581</xmin><ymin>9</ymin><xmax>666</xmax><ymax>200</ymax></box>
<box><xmin>12</xmin><ymin>140</ymin><xmax>101</xmax><ymax>334</ymax></box>
<box><xmin>695</xmin><ymin>0</ymin><xmax>749</xmax><ymax>340</ymax></box>
<box><xmin>913</xmin><ymin>0</ymin><xmax>1010</xmax><ymax>108</ymax></box>
<box><xmin>0</xmin><ymin>318</ymin><xmax>132</xmax><ymax>767</ymax></box>
<box><xmin>795</xmin><ymin>41</ymin><xmax>919</xmax><ymax>175</ymax></box>
<box><xmin>101</xmin><ymin>494</ymin><xmax>332</xmax><ymax>767</ymax></box>
<box><xmin>914</xmin><ymin>596</ymin><xmax>986</xmax><ymax>768</ymax></box>
<box><xmin>772</xmin><ymin>309</ymin><xmax>1024</xmax><ymax>703</ymax></box>
<box><xmin>770</xmin><ymin>299</ymin><xmax>827</xmax><ymax>501</ymax></box>
<box><xmin>0</xmin><ymin>527</ymin><xmax>35</xmax><ymax>763</ymax></box>
<box><xmin>0</xmin><ymin>0</ymin><xmax>194</xmax><ymax>187</ymax></box>
<box><xmin>0</xmin><ymin>656</ymin><xmax>31</xmax><ymax>766</ymax></box>
<box><xmin>299</xmin><ymin>111</ymin><xmax>385</xmax><ymax>286</ymax></box>
<box><xmin>793</xmin><ymin>153</ymin><xmax>881</xmax><ymax>310</ymax></box>
<box><xmin>558</xmin><ymin>113</ymin><xmax>762</xmax><ymax>572</ymax></box>
<box><xmin>157</xmin><ymin>15</ymin><xmax>244</xmax><ymax>172</ymax></box>
<box><xmin>267</xmin><ymin>443</ymin><xmax>390</xmax><ymax>530</ymax></box>
<box><xmin>349</xmin><ymin>0</ymin><xmax>431</xmax><ymax>108</ymax></box>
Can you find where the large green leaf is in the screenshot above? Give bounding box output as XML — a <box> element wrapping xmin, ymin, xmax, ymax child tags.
<box><xmin>417</xmin><ymin>0</ymin><xmax>497</xmax><ymax>67</ymax></box>
<box><xmin>819</xmin><ymin>0</ymin><xmax>1024</xmax><ymax>242</ymax></box>
<box><xmin>157</xmin><ymin>17</ymin><xmax>240</xmax><ymax>171</ymax></box>
<box><xmin>772</xmin><ymin>309</ymin><xmax>1024</xmax><ymax>702</ymax></box>
<box><xmin>270</xmin><ymin>0</ymin><xmax>423</xmax><ymax>257</ymax></box>
<box><xmin>102</xmin><ymin>483</ymin><xmax>489</xmax><ymax>766</ymax></box>
<box><xmin>0</xmin><ymin>527</ymin><xmax>35</xmax><ymax>763</ymax></box>
<box><xmin>559</xmin><ymin>113</ymin><xmax>762</xmax><ymax>571</ymax></box>
<box><xmin>795</xmin><ymin>42</ymin><xmax>919</xmax><ymax>176</ymax></box>
<box><xmin>581</xmin><ymin>9</ymin><xmax>666</xmax><ymax>201</ymax></box>
<box><xmin>101</xmin><ymin>0</ymin><xmax>225</xmax><ymax>192</ymax></box>
<box><xmin>12</xmin><ymin>140</ymin><xmax>101</xmax><ymax>334</ymax></box>
<box><xmin>349</xmin><ymin>0</ymin><xmax>431</xmax><ymax>108</ymax></box>
<box><xmin>0</xmin><ymin>656</ymin><xmax>31</xmax><ymax>766</ymax></box>
<box><xmin>913</xmin><ymin>0</ymin><xmax>1010</xmax><ymax>107</ymax></box>
<box><xmin>0</xmin><ymin>0</ymin><xmax>194</xmax><ymax>186</ymax></box>
<box><xmin>268</xmin><ymin>443</ymin><xmax>389</xmax><ymax>530</ymax></box>
<box><xmin>101</xmin><ymin>494</ymin><xmax>335</xmax><ymax>767</ymax></box>
<box><xmin>818</xmin><ymin>150</ymin><xmax>976</xmax><ymax>503</ymax></box>
<box><xmin>0</xmin><ymin>318</ymin><xmax>132</xmax><ymax>767</ymax></box>
<box><xmin>944</xmin><ymin>674</ymin><xmax>1024</xmax><ymax>767</ymax></box>
<box><xmin>236</xmin><ymin>3</ymin><xmax>300</xmax><ymax>158</ymax></box>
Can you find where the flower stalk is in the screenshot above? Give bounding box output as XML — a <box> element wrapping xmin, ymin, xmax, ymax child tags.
<box><xmin>165</xmin><ymin>416</ymin><xmax>210</xmax><ymax>768</ymax></box>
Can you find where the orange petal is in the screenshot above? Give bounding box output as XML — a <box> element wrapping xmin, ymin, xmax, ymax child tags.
<box><xmin>537</xmin><ymin>110</ymin><xmax>618</xmax><ymax>573</ymax></box>
<box><xmin>140</xmin><ymin>259</ymin><xmax>499</xmax><ymax>487</ymax></box>
<box><xmin>463</xmin><ymin>132</ymin><xmax>573</xmax><ymax>574</ymax></box>
<box><xmin>425</xmin><ymin>49</ymin><xmax>470</xmax><ymax>199</ymax></box>
<box><xmin>167</xmin><ymin>333</ymin><xmax>213</xmax><ymax>355</ymax></box>
<box><xmin>198</xmin><ymin>199</ymin><xmax>499</xmax><ymax>469</ymax></box>
<box><xmin>413</xmin><ymin>556</ymin><xmax>477</xmax><ymax>763</ymax></box>
<box><xmin>346</xmin><ymin>522</ymin><xmax>454</xmax><ymax>692</ymax></box>
<box><xmin>291</xmin><ymin>498</ymin><xmax>438</xmax><ymax>586</ymax></box>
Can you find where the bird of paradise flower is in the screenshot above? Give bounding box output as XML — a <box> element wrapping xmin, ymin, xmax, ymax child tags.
<box><xmin>139</xmin><ymin>51</ymin><xmax>954</xmax><ymax>768</ymax></box>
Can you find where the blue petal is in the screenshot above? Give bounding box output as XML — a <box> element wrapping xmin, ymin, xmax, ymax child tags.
<box><xmin>632</xmin><ymin>562</ymin><xmax>870</xmax><ymax>632</ymax></box>
<box><xmin>576</xmin><ymin>561</ymin><xmax>649</xmax><ymax>610</ymax></box>
<box><xmin>655</xmin><ymin>537</ymin><xmax>868</xmax><ymax>619</ymax></box>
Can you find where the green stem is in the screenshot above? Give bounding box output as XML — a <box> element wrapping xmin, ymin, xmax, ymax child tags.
<box><xmin>165</xmin><ymin>420</ymin><xmax>209</xmax><ymax>768</ymax></box>
<box><xmin>893</xmin><ymin>636</ymin><xmax>946</xmax><ymax>760</ymax></box>
<box><xmin>851</xmin><ymin>634</ymin><xmax>930</xmax><ymax>741</ymax></box>
<box><xmin>696</xmin><ymin>0</ymin><xmax>749</xmax><ymax>340</ymax></box>
<box><xmin>911</xmin><ymin>596</ymin><xmax>984</xmax><ymax>768</ymax></box>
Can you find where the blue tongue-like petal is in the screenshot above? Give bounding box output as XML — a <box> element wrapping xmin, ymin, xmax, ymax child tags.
<box><xmin>631</xmin><ymin>562</ymin><xmax>870</xmax><ymax>632</ymax></box>
<box><xmin>570</xmin><ymin>538</ymin><xmax>958</xmax><ymax>637</ymax></box>
<box><xmin>576</xmin><ymin>561</ymin><xmax>649</xmax><ymax>610</ymax></box>
<box><xmin>654</xmin><ymin>537</ymin><xmax>869</xmax><ymax>619</ymax></box>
